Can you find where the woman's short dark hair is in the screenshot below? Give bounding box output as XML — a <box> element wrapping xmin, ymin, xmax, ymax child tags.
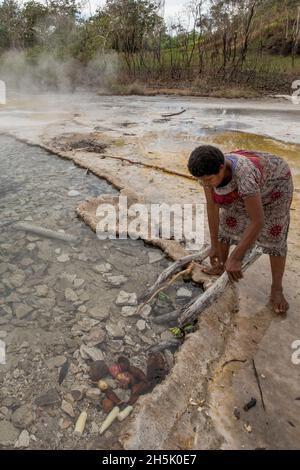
<box><xmin>188</xmin><ymin>145</ymin><xmax>225</xmax><ymax>177</ymax></box>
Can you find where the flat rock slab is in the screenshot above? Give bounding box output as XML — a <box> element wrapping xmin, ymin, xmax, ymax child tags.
<box><xmin>0</xmin><ymin>421</ymin><xmax>19</xmax><ymax>447</ymax></box>
<box><xmin>35</xmin><ymin>388</ymin><xmax>61</xmax><ymax>407</ymax></box>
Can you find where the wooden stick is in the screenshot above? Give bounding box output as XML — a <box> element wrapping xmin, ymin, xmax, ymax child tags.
<box><xmin>178</xmin><ymin>248</ymin><xmax>262</xmax><ymax>327</ymax></box>
<box><xmin>252</xmin><ymin>359</ymin><xmax>266</xmax><ymax>411</ymax></box>
<box><xmin>96</xmin><ymin>154</ymin><xmax>194</xmax><ymax>180</ymax></box>
<box><xmin>152</xmin><ymin>297</ymin><xmax>195</xmax><ymax>325</ymax></box>
<box><xmin>14</xmin><ymin>222</ymin><xmax>77</xmax><ymax>243</ymax></box>
<box><xmin>161</xmin><ymin>109</ymin><xmax>187</xmax><ymax>117</ymax></box>
<box><xmin>140</xmin><ymin>247</ymin><xmax>210</xmax><ymax>306</ymax></box>
<box><xmin>146</xmin><ymin>339</ymin><xmax>182</xmax><ymax>353</ymax></box>
<box><xmin>137</xmin><ymin>263</ymin><xmax>194</xmax><ymax>316</ymax></box>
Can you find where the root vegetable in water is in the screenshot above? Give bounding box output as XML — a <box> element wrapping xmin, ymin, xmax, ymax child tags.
<box><xmin>98</xmin><ymin>380</ymin><xmax>109</xmax><ymax>391</ymax></box>
<box><xmin>118</xmin><ymin>356</ymin><xmax>130</xmax><ymax>372</ymax></box>
<box><xmin>104</xmin><ymin>388</ymin><xmax>122</xmax><ymax>405</ymax></box>
<box><xmin>109</xmin><ymin>363</ymin><xmax>122</xmax><ymax>379</ymax></box>
<box><xmin>147</xmin><ymin>353</ymin><xmax>167</xmax><ymax>385</ymax></box>
<box><xmin>116</xmin><ymin>372</ymin><xmax>135</xmax><ymax>389</ymax></box>
<box><xmin>128</xmin><ymin>382</ymin><xmax>152</xmax><ymax>405</ymax></box>
<box><xmin>128</xmin><ymin>365</ymin><xmax>147</xmax><ymax>383</ymax></box>
<box><xmin>102</xmin><ymin>398</ymin><xmax>115</xmax><ymax>414</ymax></box>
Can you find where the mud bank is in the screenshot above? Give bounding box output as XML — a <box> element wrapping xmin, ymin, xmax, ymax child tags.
<box><xmin>1</xmin><ymin>92</ymin><xmax>300</xmax><ymax>449</ymax></box>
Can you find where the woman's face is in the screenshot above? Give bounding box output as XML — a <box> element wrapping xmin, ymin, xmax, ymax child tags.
<box><xmin>198</xmin><ymin>164</ymin><xmax>225</xmax><ymax>188</ymax></box>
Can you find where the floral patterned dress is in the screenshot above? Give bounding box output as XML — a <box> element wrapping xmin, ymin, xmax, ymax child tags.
<box><xmin>213</xmin><ymin>150</ymin><xmax>294</xmax><ymax>256</ymax></box>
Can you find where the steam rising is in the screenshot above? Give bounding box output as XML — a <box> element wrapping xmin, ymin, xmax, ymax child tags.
<box><xmin>0</xmin><ymin>49</ymin><xmax>120</xmax><ymax>93</ymax></box>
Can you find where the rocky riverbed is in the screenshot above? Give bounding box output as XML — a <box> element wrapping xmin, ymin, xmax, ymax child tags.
<box><xmin>0</xmin><ymin>135</ymin><xmax>202</xmax><ymax>449</ymax></box>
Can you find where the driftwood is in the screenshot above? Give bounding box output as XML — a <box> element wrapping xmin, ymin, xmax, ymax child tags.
<box><xmin>137</xmin><ymin>263</ymin><xmax>195</xmax><ymax>316</ymax></box>
<box><xmin>161</xmin><ymin>109</ymin><xmax>187</xmax><ymax>118</ymax></box>
<box><xmin>14</xmin><ymin>222</ymin><xmax>77</xmax><ymax>243</ymax></box>
<box><xmin>152</xmin><ymin>298</ymin><xmax>195</xmax><ymax>325</ymax></box>
<box><xmin>0</xmin><ymin>219</ymin><xmax>18</xmax><ymax>229</ymax></box>
<box><xmin>138</xmin><ymin>246</ymin><xmax>210</xmax><ymax>313</ymax></box>
<box><xmin>146</xmin><ymin>339</ymin><xmax>182</xmax><ymax>353</ymax></box>
<box><xmin>151</xmin><ymin>247</ymin><xmax>262</xmax><ymax>327</ymax></box>
<box><xmin>179</xmin><ymin>248</ymin><xmax>262</xmax><ymax>326</ymax></box>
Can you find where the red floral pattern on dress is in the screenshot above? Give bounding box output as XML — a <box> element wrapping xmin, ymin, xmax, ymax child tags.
<box><xmin>226</xmin><ymin>217</ymin><xmax>238</xmax><ymax>228</ymax></box>
<box><xmin>271</xmin><ymin>190</ymin><xmax>283</xmax><ymax>201</ymax></box>
<box><xmin>213</xmin><ymin>190</ymin><xmax>240</xmax><ymax>206</ymax></box>
<box><xmin>269</xmin><ymin>225</ymin><xmax>283</xmax><ymax>238</ymax></box>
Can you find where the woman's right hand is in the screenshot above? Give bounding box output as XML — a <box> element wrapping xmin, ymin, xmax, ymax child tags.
<box><xmin>201</xmin><ymin>246</ymin><xmax>225</xmax><ymax>276</ymax></box>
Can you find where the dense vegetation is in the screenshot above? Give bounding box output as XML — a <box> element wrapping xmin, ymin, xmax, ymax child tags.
<box><xmin>0</xmin><ymin>0</ymin><xmax>299</xmax><ymax>95</ymax></box>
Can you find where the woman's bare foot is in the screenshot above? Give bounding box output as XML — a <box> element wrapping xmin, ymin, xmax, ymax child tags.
<box><xmin>270</xmin><ymin>288</ymin><xmax>289</xmax><ymax>315</ymax></box>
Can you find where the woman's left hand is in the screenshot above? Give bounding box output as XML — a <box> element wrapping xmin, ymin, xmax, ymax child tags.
<box><xmin>225</xmin><ymin>257</ymin><xmax>243</xmax><ymax>283</ymax></box>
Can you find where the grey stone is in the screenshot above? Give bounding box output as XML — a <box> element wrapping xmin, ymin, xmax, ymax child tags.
<box><xmin>14</xmin><ymin>303</ymin><xmax>33</xmax><ymax>320</ymax></box>
<box><xmin>79</xmin><ymin>292</ymin><xmax>90</xmax><ymax>302</ymax></box>
<box><xmin>83</xmin><ymin>327</ymin><xmax>106</xmax><ymax>347</ymax></box>
<box><xmin>57</xmin><ymin>254</ymin><xmax>70</xmax><ymax>263</ymax></box>
<box><xmin>77</xmin><ymin>318</ymin><xmax>100</xmax><ymax>332</ymax></box>
<box><xmin>14</xmin><ymin>430</ymin><xmax>30</xmax><ymax>448</ymax></box>
<box><xmin>60</xmin><ymin>272</ymin><xmax>77</xmax><ymax>283</ymax></box>
<box><xmin>36</xmin><ymin>285</ymin><xmax>49</xmax><ymax>297</ymax></box>
<box><xmin>78</xmin><ymin>305</ymin><xmax>87</xmax><ymax>314</ymax></box>
<box><xmin>160</xmin><ymin>330</ymin><xmax>174</xmax><ymax>341</ymax></box>
<box><xmin>0</xmin><ymin>421</ymin><xmax>19</xmax><ymax>446</ymax></box>
<box><xmin>20</xmin><ymin>258</ymin><xmax>33</xmax><ymax>267</ymax></box>
<box><xmin>89</xmin><ymin>306</ymin><xmax>109</xmax><ymax>320</ymax></box>
<box><xmin>121</xmin><ymin>306</ymin><xmax>137</xmax><ymax>317</ymax></box>
<box><xmin>27</xmin><ymin>235</ymin><xmax>40</xmax><ymax>242</ymax></box>
<box><xmin>61</xmin><ymin>400</ymin><xmax>75</xmax><ymax>418</ymax></box>
<box><xmin>35</xmin><ymin>388</ymin><xmax>61</xmax><ymax>407</ymax></box>
<box><xmin>90</xmin><ymin>422</ymin><xmax>99</xmax><ymax>434</ymax></box>
<box><xmin>93</xmin><ymin>263</ymin><xmax>112</xmax><ymax>274</ymax></box>
<box><xmin>136</xmin><ymin>320</ymin><xmax>147</xmax><ymax>332</ymax></box>
<box><xmin>27</xmin><ymin>243</ymin><xmax>36</xmax><ymax>251</ymax></box>
<box><xmin>164</xmin><ymin>349</ymin><xmax>174</xmax><ymax>370</ymax></box>
<box><xmin>65</xmin><ymin>288</ymin><xmax>78</xmax><ymax>302</ymax></box>
<box><xmin>86</xmin><ymin>388</ymin><xmax>101</xmax><ymax>401</ymax></box>
<box><xmin>73</xmin><ymin>279</ymin><xmax>85</xmax><ymax>288</ymax></box>
<box><xmin>116</xmin><ymin>291</ymin><xmax>138</xmax><ymax>306</ymax></box>
<box><xmin>70</xmin><ymin>385</ymin><xmax>87</xmax><ymax>401</ymax></box>
<box><xmin>5</xmin><ymin>292</ymin><xmax>20</xmax><ymax>303</ymax></box>
<box><xmin>12</xmin><ymin>369</ymin><xmax>20</xmax><ymax>379</ymax></box>
<box><xmin>176</xmin><ymin>287</ymin><xmax>193</xmax><ymax>298</ymax></box>
<box><xmin>104</xmin><ymin>275</ymin><xmax>127</xmax><ymax>287</ymax></box>
<box><xmin>79</xmin><ymin>345</ymin><xmax>104</xmax><ymax>361</ymax></box>
<box><xmin>68</xmin><ymin>190</ymin><xmax>81</xmax><ymax>197</ymax></box>
<box><xmin>106</xmin><ymin>322</ymin><xmax>125</xmax><ymax>338</ymax></box>
<box><xmin>9</xmin><ymin>272</ymin><xmax>26</xmax><ymax>288</ymax></box>
<box><xmin>148</xmin><ymin>252</ymin><xmax>164</xmax><ymax>264</ymax></box>
<box><xmin>78</xmin><ymin>253</ymin><xmax>88</xmax><ymax>261</ymax></box>
<box><xmin>11</xmin><ymin>405</ymin><xmax>34</xmax><ymax>429</ymax></box>
<box><xmin>140</xmin><ymin>304</ymin><xmax>152</xmax><ymax>319</ymax></box>
<box><xmin>46</xmin><ymin>355</ymin><xmax>66</xmax><ymax>369</ymax></box>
